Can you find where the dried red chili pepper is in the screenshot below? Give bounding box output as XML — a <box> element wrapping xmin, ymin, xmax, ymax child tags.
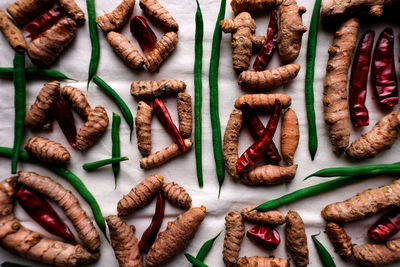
<box><xmin>25</xmin><ymin>7</ymin><xmax>64</xmax><ymax>39</ymax></box>
<box><xmin>349</xmin><ymin>30</ymin><xmax>374</xmax><ymax>127</ymax></box>
<box><xmin>138</xmin><ymin>192</ymin><xmax>165</xmax><ymax>253</ymax></box>
<box><xmin>153</xmin><ymin>98</ymin><xmax>186</xmax><ymax>152</ymax></box>
<box><xmin>52</xmin><ymin>96</ymin><xmax>77</xmax><ymax>148</ymax></box>
<box><xmin>241</xmin><ymin>102</ymin><xmax>281</xmax><ymax>164</ymax></box>
<box><xmin>237</xmin><ymin>99</ymin><xmax>281</xmax><ymax>173</ymax></box>
<box><xmin>247</xmin><ymin>225</ymin><xmax>280</xmax><ymax>250</ymax></box>
<box><xmin>130</xmin><ymin>16</ymin><xmax>157</xmax><ymax>55</ymax></box>
<box><xmin>253</xmin><ymin>10</ymin><xmax>278</xmax><ymax>71</ymax></box>
<box><xmin>371</xmin><ymin>28</ymin><xmax>399</xmax><ymax>108</ymax></box>
<box><xmin>368</xmin><ymin>208</ymin><xmax>400</xmax><ymax>243</ymax></box>
<box><xmin>16</xmin><ymin>186</ymin><xmax>76</xmax><ymax>244</ymax></box>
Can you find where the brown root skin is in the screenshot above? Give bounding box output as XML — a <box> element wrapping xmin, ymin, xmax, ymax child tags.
<box><xmin>139</xmin><ymin>0</ymin><xmax>178</xmax><ymax>32</ymax></box>
<box><xmin>130</xmin><ymin>80</ymin><xmax>186</xmax><ymax>100</ymax></box>
<box><xmin>353</xmin><ymin>238</ymin><xmax>400</xmax><ymax>266</ymax></box>
<box><xmin>146</xmin><ymin>206</ymin><xmax>206</xmax><ymax>267</ymax></box>
<box><xmin>25</xmin><ymin>137</ymin><xmax>71</xmax><ymax>165</ymax></box>
<box><xmin>27</xmin><ymin>17</ymin><xmax>77</xmax><ymax>66</ymax></box>
<box><xmin>285</xmin><ymin>210</ymin><xmax>309</xmax><ymax>267</ymax></box>
<box><xmin>106</xmin><ymin>32</ymin><xmax>144</xmax><ymax>70</ymax></box>
<box><xmin>223</xmin><ymin>109</ymin><xmax>242</xmax><ymax>180</ymax></box>
<box><xmin>241</xmin><ymin>206</ymin><xmax>285</xmax><ymax>225</ymax></box>
<box><xmin>237</xmin><ymin>256</ymin><xmax>290</xmax><ymax>267</ymax></box>
<box><xmin>96</xmin><ymin>0</ymin><xmax>134</xmax><ymax>32</ymax></box>
<box><xmin>25</xmin><ymin>81</ymin><xmax>60</xmax><ymax>130</ymax></box>
<box><xmin>241</xmin><ymin>164</ymin><xmax>297</xmax><ymax>185</ymax></box>
<box><xmin>135</xmin><ymin>101</ymin><xmax>153</xmax><ymax>156</ymax></box>
<box><xmin>234</xmin><ymin>94</ymin><xmax>291</xmax><ymax>111</ymax></box>
<box><xmin>0</xmin><ymin>11</ymin><xmax>26</xmax><ymax>53</ymax></box>
<box><xmin>230</xmin><ymin>0</ymin><xmax>283</xmax><ymax>13</ymax></box>
<box><xmin>7</xmin><ymin>0</ymin><xmax>53</xmax><ymax>26</ymax></box>
<box><xmin>57</xmin><ymin>0</ymin><xmax>86</xmax><ymax>25</ymax></box>
<box><xmin>323</xmin><ymin>18</ymin><xmax>359</xmax><ymax>154</ymax></box>
<box><xmin>325</xmin><ymin>222</ymin><xmax>353</xmax><ymax>259</ymax></box>
<box><xmin>117</xmin><ymin>175</ymin><xmax>164</xmax><ymax>217</ymax></box>
<box><xmin>346</xmin><ymin>110</ymin><xmax>400</xmax><ymax>159</ymax></box>
<box><xmin>60</xmin><ymin>86</ymin><xmax>91</xmax><ymax>119</ymax></box>
<box><xmin>162</xmin><ymin>182</ymin><xmax>192</xmax><ymax>210</ymax></box>
<box><xmin>223</xmin><ymin>211</ymin><xmax>245</xmax><ymax>267</ymax></box>
<box><xmin>281</xmin><ymin>108</ymin><xmax>299</xmax><ymax>165</ymax></box>
<box><xmin>106</xmin><ymin>215</ymin><xmax>142</xmax><ymax>267</ymax></box>
<box><xmin>277</xmin><ymin>0</ymin><xmax>307</xmax><ymax>63</ymax></box>
<box><xmin>177</xmin><ymin>92</ymin><xmax>192</xmax><ymax>138</ymax></box>
<box><xmin>145</xmin><ymin>32</ymin><xmax>178</xmax><ymax>72</ymax></box>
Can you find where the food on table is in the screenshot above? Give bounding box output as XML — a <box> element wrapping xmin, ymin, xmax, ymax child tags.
<box><xmin>82</xmin><ymin>157</ymin><xmax>128</xmax><ymax>171</ymax></box>
<box><xmin>139</xmin><ymin>0</ymin><xmax>179</xmax><ymax>32</ymax></box>
<box><xmin>96</xmin><ymin>0</ymin><xmax>134</xmax><ymax>32</ymax></box>
<box><xmin>230</xmin><ymin>0</ymin><xmax>282</xmax><ymax>13</ymax></box>
<box><xmin>7</xmin><ymin>0</ymin><xmax>53</xmax><ymax>26</ymax></box>
<box><xmin>311</xmin><ymin>234</ymin><xmax>336</xmax><ymax>267</ymax></box>
<box><xmin>237</xmin><ymin>256</ymin><xmax>289</xmax><ymax>267</ymax></box>
<box><xmin>106</xmin><ymin>31</ymin><xmax>144</xmax><ymax>69</ymax></box>
<box><xmin>281</xmin><ymin>108</ymin><xmax>299</xmax><ymax>165</ymax></box>
<box><xmin>241</xmin><ymin>164</ymin><xmax>298</xmax><ymax>185</ymax></box>
<box><xmin>325</xmin><ymin>222</ymin><xmax>353</xmax><ymax>259</ymax></box>
<box><xmin>223</xmin><ymin>109</ymin><xmax>242</xmax><ymax>180</ymax></box>
<box><xmin>0</xmin><ymin>11</ymin><xmax>26</xmax><ymax>53</ymax></box>
<box><xmin>86</xmin><ymin>0</ymin><xmax>99</xmax><ymax>88</ymax></box>
<box><xmin>162</xmin><ymin>182</ymin><xmax>192</xmax><ymax>210</ymax></box>
<box><xmin>246</xmin><ymin>225</ymin><xmax>280</xmax><ymax>250</ymax></box>
<box><xmin>135</xmin><ymin>101</ymin><xmax>153</xmax><ymax>156</ymax></box>
<box><xmin>353</xmin><ymin>238</ymin><xmax>400</xmax><ymax>266</ymax></box>
<box><xmin>234</xmin><ymin>94</ymin><xmax>291</xmax><ymax>111</ymax></box>
<box><xmin>131</xmin><ymin>80</ymin><xmax>186</xmax><ymax>100</ymax></box>
<box><xmin>57</xmin><ymin>0</ymin><xmax>85</xmax><ymax>25</ymax></box>
<box><xmin>241</xmin><ymin>206</ymin><xmax>285</xmax><ymax>225</ymax></box>
<box><xmin>223</xmin><ymin>211</ymin><xmax>245</xmax><ymax>267</ymax></box>
<box><xmin>177</xmin><ymin>92</ymin><xmax>192</xmax><ymax>138</ymax></box>
<box><xmin>111</xmin><ymin>113</ymin><xmax>121</xmax><ymax>186</ymax></box>
<box><xmin>53</xmin><ymin>96</ymin><xmax>77</xmax><ymax>148</ymax></box>
<box><xmin>144</xmin><ymin>31</ymin><xmax>178</xmax><ymax>72</ymax></box>
<box><xmin>368</xmin><ymin>208</ymin><xmax>400</xmax><ymax>243</ymax></box>
<box><xmin>130</xmin><ymin>16</ymin><xmax>157</xmax><ymax>55</ymax></box>
<box><xmin>25</xmin><ymin>136</ymin><xmax>70</xmax><ymax>164</ymax></box>
<box><xmin>285</xmin><ymin>210</ymin><xmax>309</xmax><ymax>267</ymax></box>
<box><xmin>25</xmin><ymin>8</ymin><xmax>63</xmax><ymax>39</ymax></box>
<box><xmin>60</xmin><ymin>86</ymin><xmax>91</xmax><ymax>118</ymax></box>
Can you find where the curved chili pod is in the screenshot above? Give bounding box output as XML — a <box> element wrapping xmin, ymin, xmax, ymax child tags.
<box><xmin>53</xmin><ymin>96</ymin><xmax>77</xmax><ymax>148</ymax></box>
<box><xmin>247</xmin><ymin>225</ymin><xmax>280</xmax><ymax>250</ymax></box>
<box><xmin>130</xmin><ymin>16</ymin><xmax>157</xmax><ymax>55</ymax></box>
<box><xmin>368</xmin><ymin>208</ymin><xmax>400</xmax><ymax>242</ymax></box>
<box><xmin>25</xmin><ymin>7</ymin><xmax>64</xmax><ymax>39</ymax></box>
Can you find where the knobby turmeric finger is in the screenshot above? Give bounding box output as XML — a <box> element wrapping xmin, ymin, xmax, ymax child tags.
<box><xmin>96</xmin><ymin>0</ymin><xmax>135</xmax><ymax>32</ymax></box>
<box><xmin>322</xmin><ymin>179</ymin><xmax>400</xmax><ymax>223</ymax></box>
<box><xmin>223</xmin><ymin>109</ymin><xmax>242</xmax><ymax>180</ymax></box>
<box><xmin>241</xmin><ymin>206</ymin><xmax>285</xmax><ymax>225</ymax></box>
<box><xmin>230</xmin><ymin>0</ymin><xmax>283</xmax><ymax>13</ymax></box>
<box><xmin>57</xmin><ymin>0</ymin><xmax>86</xmax><ymax>25</ymax></box>
<box><xmin>237</xmin><ymin>256</ymin><xmax>289</xmax><ymax>267</ymax></box>
<box><xmin>325</xmin><ymin>222</ymin><xmax>353</xmax><ymax>259</ymax></box>
<box><xmin>136</xmin><ymin>101</ymin><xmax>153</xmax><ymax>156</ymax></box>
<box><xmin>139</xmin><ymin>0</ymin><xmax>178</xmax><ymax>32</ymax></box>
<box><xmin>238</xmin><ymin>64</ymin><xmax>300</xmax><ymax>89</ymax></box>
<box><xmin>25</xmin><ymin>80</ymin><xmax>60</xmax><ymax>130</ymax></box>
<box><xmin>281</xmin><ymin>108</ymin><xmax>299</xmax><ymax>165</ymax></box>
<box><xmin>131</xmin><ymin>80</ymin><xmax>186</xmax><ymax>100</ymax></box>
<box><xmin>106</xmin><ymin>215</ymin><xmax>143</xmax><ymax>267</ymax></box>
<box><xmin>144</xmin><ymin>32</ymin><xmax>178</xmax><ymax>72</ymax></box>
<box><xmin>162</xmin><ymin>182</ymin><xmax>192</xmax><ymax>210</ymax></box>
<box><xmin>241</xmin><ymin>164</ymin><xmax>298</xmax><ymax>185</ymax></box>
<box><xmin>146</xmin><ymin>206</ymin><xmax>206</xmax><ymax>266</ymax></box>
<box><xmin>234</xmin><ymin>94</ymin><xmax>291</xmax><ymax>111</ymax></box>
<box><xmin>60</xmin><ymin>86</ymin><xmax>91</xmax><ymax>119</ymax></box>
<box><xmin>353</xmin><ymin>238</ymin><xmax>400</xmax><ymax>266</ymax></box>
<box><xmin>106</xmin><ymin>31</ymin><xmax>144</xmax><ymax>70</ymax></box>
<box><xmin>285</xmin><ymin>210</ymin><xmax>309</xmax><ymax>267</ymax></box>
<box><xmin>177</xmin><ymin>92</ymin><xmax>192</xmax><ymax>138</ymax></box>
<box><xmin>0</xmin><ymin>11</ymin><xmax>26</xmax><ymax>53</ymax></box>
<box><xmin>25</xmin><ymin>137</ymin><xmax>71</xmax><ymax>165</ymax></box>
<box><xmin>7</xmin><ymin>0</ymin><xmax>53</xmax><ymax>26</ymax></box>
<box><xmin>117</xmin><ymin>175</ymin><xmax>164</xmax><ymax>217</ymax></box>
<box><xmin>223</xmin><ymin>211</ymin><xmax>245</xmax><ymax>267</ymax></box>
<box><xmin>76</xmin><ymin>106</ymin><xmax>109</xmax><ymax>151</ymax></box>
<box><xmin>323</xmin><ymin>18</ymin><xmax>359</xmax><ymax>154</ymax></box>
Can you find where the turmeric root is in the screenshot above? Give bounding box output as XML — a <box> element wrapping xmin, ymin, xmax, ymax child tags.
<box><xmin>25</xmin><ymin>80</ymin><xmax>60</xmax><ymax>130</ymax></box>
<box><xmin>353</xmin><ymin>238</ymin><xmax>400</xmax><ymax>266</ymax></box>
<box><xmin>27</xmin><ymin>17</ymin><xmax>77</xmax><ymax>66</ymax></box>
<box><xmin>234</xmin><ymin>94</ymin><xmax>291</xmax><ymax>111</ymax></box>
<box><xmin>220</xmin><ymin>12</ymin><xmax>265</xmax><ymax>72</ymax></box>
<box><xmin>0</xmin><ymin>11</ymin><xmax>26</xmax><ymax>53</ymax></box>
<box><xmin>162</xmin><ymin>182</ymin><xmax>192</xmax><ymax>210</ymax></box>
<box><xmin>57</xmin><ymin>0</ymin><xmax>85</xmax><ymax>25</ymax></box>
<box><xmin>25</xmin><ymin>137</ymin><xmax>71</xmax><ymax>165</ymax></box>
<box><xmin>117</xmin><ymin>175</ymin><xmax>164</xmax><ymax>217</ymax></box>
<box><xmin>281</xmin><ymin>108</ymin><xmax>299</xmax><ymax>165</ymax></box>
<box><xmin>60</xmin><ymin>86</ymin><xmax>91</xmax><ymax>119</ymax></box>
<box><xmin>146</xmin><ymin>206</ymin><xmax>206</xmax><ymax>266</ymax></box>
<box><xmin>230</xmin><ymin>0</ymin><xmax>282</xmax><ymax>13</ymax></box>
<box><xmin>241</xmin><ymin>164</ymin><xmax>298</xmax><ymax>185</ymax></box>
<box><xmin>76</xmin><ymin>106</ymin><xmax>109</xmax><ymax>151</ymax></box>
<box><xmin>7</xmin><ymin>0</ymin><xmax>53</xmax><ymax>26</ymax></box>
<box><xmin>325</xmin><ymin>222</ymin><xmax>353</xmax><ymax>259</ymax></box>
<box><xmin>96</xmin><ymin>0</ymin><xmax>135</xmax><ymax>32</ymax></box>
<box><xmin>130</xmin><ymin>80</ymin><xmax>186</xmax><ymax>100</ymax></box>
<box><xmin>277</xmin><ymin>0</ymin><xmax>307</xmax><ymax>63</ymax></box>
<box><xmin>106</xmin><ymin>215</ymin><xmax>143</xmax><ymax>267</ymax></box>
<box><xmin>322</xmin><ymin>179</ymin><xmax>400</xmax><ymax>223</ymax></box>
<box><xmin>135</xmin><ymin>101</ymin><xmax>153</xmax><ymax>156</ymax></box>
<box><xmin>106</xmin><ymin>31</ymin><xmax>144</xmax><ymax>70</ymax></box>
<box><xmin>285</xmin><ymin>210</ymin><xmax>309</xmax><ymax>267</ymax></box>
<box><xmin>140</xmin><ymin>138</ymin><xmax>193</xmax><ymax>169</ymax></box>
<box><xmin>237</xmin><ymin>256</ymin><xmax>290</xmax><ymax>267</ymax></box>
<box><xmin>223</xmin><ymin>210</ymin><xmax>245</xmax><ymax>267</ymax></box>
<box><xmin>241</xmin><ymin>206</ymin><xmax>285</xmax><ymax>225</ymax></box>
<box><xmin>223</xmin><ymin>109</ymin><xmax>242</xmax><ymax>180</ymax></box>
<box><xmin>177</xmin><ymin>92</ymin><xmax>192</xmax><ymax>138</ymax></box>
<box><xmin>238</xmin><ymin>64</ymin><xmax>300</xmax><ymax>89</ymax></box>
<box><xmin>323</xmin><ymin>18</ymin><xmax>359</xmax><ymax>154</ymax></box>
<box><xmin>346</xmin><ymin>110</ymin><xmax>400</xmax><ymax>159</ymax></box>
<box><xmin>144</xmin><ymin>32</ymin><xmax>178</xmax><ymax>72</ymax></box>
<box><xmin>139</xmin><ymin>0</ymin><xmax>179</xmax><ymax>32</ymax></box>
<box><xmin>0</xmin><ymin>177</ymin><xmax>98</xmax><ymax>266</ymax></box>
<box><xmin>18</xmin><ymin>171</ymin><xmax>101</xmax><ymax>253</ymax></box>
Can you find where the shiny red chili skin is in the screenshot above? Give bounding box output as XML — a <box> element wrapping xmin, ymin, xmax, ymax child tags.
<box><xmin>253</xmin><ymin>10</ymin><xmax>278</xmax><ymax>71</ymax></box>
<box><xmin>16</xmin><ymin>186</ymin><xmax>76</xmax><ymax>244</ymax></box>
<box><xmin>52</xmin><ymin>96</ymin><xmax>77</xmax><ymax>148</ymax></box>
<box><xmin>25</xmin><ymin>7</ymin><xmax>63</xmax><ymax>39</ymax></box>
<box><xmin>237</xmin><ymin>99</ymin><xmax>281</xmax><ymax>173</ymax></box>
<box><xmin>247</xmin><ymin>225</ymin><xmax>280</xmax><ymax>250</ymax></box>
<box><xmin>130</xmin><ymin>16</ymin><xmax>157</xmax><ymax>55</ymax></box>
<box><xmin>371</xmin><ymin>28</ymin><xmax>399</xmax><ymax>108</ymax></box>
<box><xmin>138</xmin><ymin>192</ymin><xmax>165</xmax><ymax>253</ymax></box>
<box><xmin>241</xmin><ymin>102</ymin><xmax>281</xmax><ymax>164</ymax></box>
<box><xmin>368</xmin><ymin>208</ymin><xmax>400</xmax><ymax>243</ymax></box>
<box><xmin>153</xmin><ymin>98</ymin><xmax>186</xmax><ymax>152</ymax></box>
<box><xmin>349</xmin><ymin>30</ymin><xmax>374</xmax><ymax>127</ymax></box>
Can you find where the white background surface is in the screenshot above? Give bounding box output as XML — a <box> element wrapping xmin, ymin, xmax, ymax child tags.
<box><xmin>0</xmin><ymin>0</ymin><xmax>399</xmax><ymax>266</ymax></box>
